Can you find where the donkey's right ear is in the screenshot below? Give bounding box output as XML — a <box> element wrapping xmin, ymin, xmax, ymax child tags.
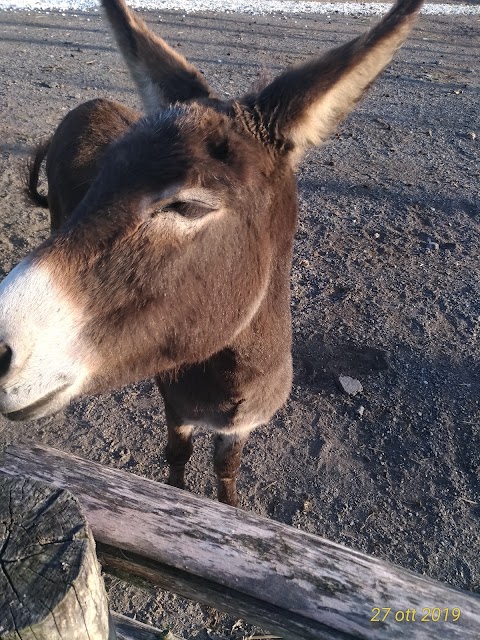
<box><xmin>101</xmin><ymin>0</ymin><xmax>216</xmax><ymax>113</ymax></box>
<box><xmin>247</xmin><ymin>0</ymin><xmax>423</xmax><ymax>160</ymax></box>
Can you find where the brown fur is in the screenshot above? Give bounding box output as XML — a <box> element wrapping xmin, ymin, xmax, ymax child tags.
<box><xmin>101</xmin><ymin>0</ymin><xmax>216</xmax><ymax>111</ymax></box>
<box><xmin>23</xmin><ymin>0</ymin><xmax>424</xmax><ymax>506</ymax></box>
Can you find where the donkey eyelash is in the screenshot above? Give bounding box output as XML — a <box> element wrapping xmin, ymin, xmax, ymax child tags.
<box><xmin>151</xmin><ymin>200</ymin><xmax>215</xmax><ymax>219</ymax></box>
<box><xmin>168</xmin><ymin>201</ymin><xmax>213</xmax><ymax>215</ymax></box>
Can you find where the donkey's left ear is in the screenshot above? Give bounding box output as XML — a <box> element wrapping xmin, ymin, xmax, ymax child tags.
<box><xmin>248</xmin><ymin>0</ymin><xmax>423</xmax><ymax>158</ymax></box>
<box><xmin>101</xmin><ymin>0</ymin><xmax>216</xmax><ymax>113</ymax></box>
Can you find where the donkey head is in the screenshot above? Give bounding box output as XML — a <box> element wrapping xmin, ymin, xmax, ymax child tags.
<box><xmin>0</xmin><ymin>0</ymin><xmax>423</xmax><ymax>421</ymax></box>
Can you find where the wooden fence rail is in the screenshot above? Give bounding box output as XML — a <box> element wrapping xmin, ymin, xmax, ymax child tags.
<box><xmin>1</xmin><ymin>443</ymin><xmax>479</xmax><ymax>640</ymax></box>
<box><xmin>112</xmin><ymin>613</ymin><xmax>178</xmax><ymax>640</ymax></box>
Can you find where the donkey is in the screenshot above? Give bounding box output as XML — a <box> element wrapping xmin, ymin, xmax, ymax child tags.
<box><xmin>0</xmin><ymin>0</ymin><xmax>423</xmax><ymax>506</ymax></box>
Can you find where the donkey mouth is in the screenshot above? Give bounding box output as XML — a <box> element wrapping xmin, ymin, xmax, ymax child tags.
<box><xmin>3</xmin><ymin>383</ymin><xmax>71</xmax><ymax>421</ymax></box>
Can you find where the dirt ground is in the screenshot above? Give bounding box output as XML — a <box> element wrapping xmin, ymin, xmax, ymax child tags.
<box><xmin>0</xmin><ymin>7</ymin><xmax>479</xmax><ymax>639</ymax></box>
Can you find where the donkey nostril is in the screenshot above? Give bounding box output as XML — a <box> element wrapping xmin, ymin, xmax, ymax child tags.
<box><xmin>0</xmin><ymin>342</ymin><xmax>13</xmax><ymax>378</ymax></box>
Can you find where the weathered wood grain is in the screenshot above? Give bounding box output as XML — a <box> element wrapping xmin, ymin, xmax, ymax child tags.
<box><xmin>0</xmin><ymin>474</ymin><xmax>115</xmax><ymax>640</ymax></box>
<box><xmin>112</xmin><ymin>612</ymin><xmax>181</xmax><ymax>640</ymax></box>
<box><xmin>1</xmin><ymin>444</ymin><xmax>479</xmax><ymax>640</ymax></box>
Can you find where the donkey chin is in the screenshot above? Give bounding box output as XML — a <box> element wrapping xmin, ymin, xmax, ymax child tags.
<box><xmin>0</xmin><ymin>382</ymin><xmax>77</xmax><ymax>422</ymax></box>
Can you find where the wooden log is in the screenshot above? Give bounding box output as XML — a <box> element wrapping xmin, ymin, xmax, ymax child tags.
<box><xmin>0</xmin><ymin>474</ymin><xmax>115</xmax><ymax>640</ymax></box>
<box><xmin>112</xmin><ymin>612</ymin><xmax>181</xmax><ymax>640</ymax></box>
<box><xmin>1</xmin><ymin>444</ymin><xmax>479</xmax><ymax>640</ymax></box>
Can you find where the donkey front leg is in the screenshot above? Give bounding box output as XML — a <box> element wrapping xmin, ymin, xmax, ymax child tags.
<box><xmin>164</xmin><ymin>402</ymin><xmax>193</xmax><ymax>490</ymax></box>
<box><xmin>214</xmin><ymin>432</ymin><xmax>250</xmax><ymax>507</ymax></box>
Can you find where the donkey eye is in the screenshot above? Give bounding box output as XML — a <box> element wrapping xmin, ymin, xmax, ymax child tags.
<box><xmin>148</xmin><ymin>189</ymin><xmax>219</xmax><ymax>220</ymax></box>
<box><xmin>162</xmin><ymin>200</ymin><xmax>214</xmax><ymax>219</ymax></box>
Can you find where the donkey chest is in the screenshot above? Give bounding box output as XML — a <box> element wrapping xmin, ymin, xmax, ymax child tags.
<box><xmin>157</xmin><ymin>347</ymin><xmax>291</xmax><ymax>433</ymax></box>
<box><xmin>158</xmin><ymin>353</ymin><xmax>247</xmax><ymax>431</ymax></box>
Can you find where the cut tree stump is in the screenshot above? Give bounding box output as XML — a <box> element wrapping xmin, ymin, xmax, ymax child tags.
<box><xmin>0</xmin><ymin>475</ymin><xmax>115</xmax><ymax>640</ymax></box>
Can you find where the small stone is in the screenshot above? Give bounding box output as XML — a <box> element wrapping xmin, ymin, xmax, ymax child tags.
<box><xmin>467</xmin><ymin>132</ymin><xmax>476</xmax><ymax>140</ymax></box>
<box><xmin>303</xmin><ymin>499</ymin><xmax>313</xmax><ymax>513</ymax></box>
<box><xmin>338</xmin><ymin>375</ymin><xmax>363</xmax><ymax>396</ymax></box>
